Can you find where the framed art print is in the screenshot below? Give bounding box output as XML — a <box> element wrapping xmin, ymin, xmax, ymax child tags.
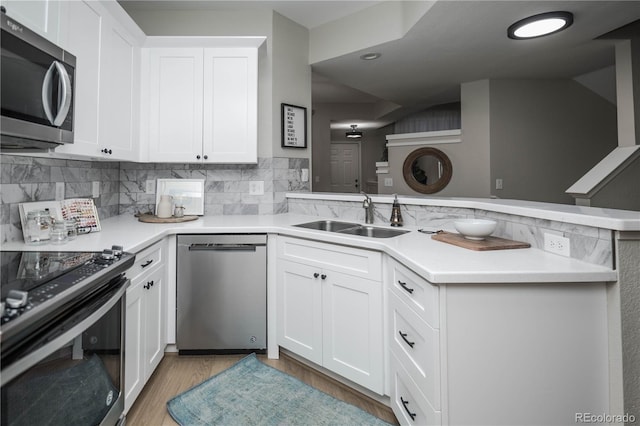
<box><xmin>281</xmin><ymin>103</ymin><xmax>307</xmax><ymax>148</ymax></box>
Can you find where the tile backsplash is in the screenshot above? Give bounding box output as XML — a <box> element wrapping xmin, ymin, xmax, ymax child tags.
<box><xmin>0</xmin><ymin>154</ymin><xmax>309</xmax><ymax>243</ymax></box>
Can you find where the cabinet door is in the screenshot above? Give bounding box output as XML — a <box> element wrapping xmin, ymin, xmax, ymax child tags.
<box><xmin>143</xmin><ymin>267</ymin><xmax>165</xmax><ymax>380</ymax></box>
<box><xmin>0</xmin><ymin>0</ymin><xmax>62</xmax><ymax>43</ymax></box>
<box><xmin>147</xmin><ymin>48</ymin><xmax>204</xmax><ymax>163</ymax></box>
<box><xmin>55</xmin><ymin>0</ymin><xmax>103</xmax><ymax>158</ymax></box>
<box><xmin>124</xmin><ymin>278</ymin><xmax>144</xmax><ymax>414</ymax></box>
<box><xmin>322</xmin><ymin>270</ymin><xmax>384</xmax><ymax>394</ymax></box>
<box><xmin>277</xmin><ymin>260</ymin><xmax>323</xmax><ymax>365</ymax></box>
<box><xmin>203</xmin><ymin>47</ymin><xmax>258</xmax><ymax>163</ymax></box>
<box><xmin>98</xmin><ymin>19</ymin><xmax>138</xmax><ymax>161</ymax></box>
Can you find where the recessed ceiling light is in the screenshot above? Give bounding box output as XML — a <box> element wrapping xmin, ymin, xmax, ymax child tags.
<box><xmin>360</xmin><ymin>52</ymin><xmax>381</xmax><ymax>60</ymax></box>
<box><xmin>508</xmin><ymin>11</ymin><xmax>573</xmax><ymax>40</ymax></box>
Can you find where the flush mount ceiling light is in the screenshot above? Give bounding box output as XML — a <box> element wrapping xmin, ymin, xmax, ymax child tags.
<box><xmin>360</xmin><ymin>52</ymin><xmax>381</xmax><ymax>60</ymax></box>
<box><xmin>346</xmin><ymin>125</ymin><xmax>363</xmax><ymax>139</ymax></box>
<box><xmin>508</xmin><ymin>11</ymin><xmax>574</xmax><ymax>40</ymax></box>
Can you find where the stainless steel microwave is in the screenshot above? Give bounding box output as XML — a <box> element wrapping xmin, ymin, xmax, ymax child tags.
<box><xmin>1</xmin><ymin>9</ymin><xmax>76</xmax><ymax>151</ymax></box>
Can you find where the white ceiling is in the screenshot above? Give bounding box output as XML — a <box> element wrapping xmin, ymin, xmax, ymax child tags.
<box><xmin>119</xmin><ymin>1</ymin><xmax>640</xmax><ymax>130</ymax></box>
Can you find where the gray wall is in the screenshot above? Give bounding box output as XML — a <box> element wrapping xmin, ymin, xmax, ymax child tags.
<box><xmin>590</xmin><ymin>159</ymin><xmax>640</xmax><ymax>211</ymax></box>
<box><xmin>489</xmin><ymin>79</ymin><xmax>619</xmax><ymax>205</ymax></box>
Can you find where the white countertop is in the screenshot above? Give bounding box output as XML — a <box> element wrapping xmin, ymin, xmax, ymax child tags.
<box><xmin>1</xmin><ymin>213</ymin><xmax>617</xmax><ymax>284</ymax></box>
<box><xmin>288</xmin><ymin>193</ymin><xmax>640</xmax><ymax>231</ymax></box>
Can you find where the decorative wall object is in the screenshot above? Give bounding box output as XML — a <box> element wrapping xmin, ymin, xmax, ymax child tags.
<box><xmin>281</xmin><ymin>103</ymin><xmax>307</xmax><ymax>148</ymax></box>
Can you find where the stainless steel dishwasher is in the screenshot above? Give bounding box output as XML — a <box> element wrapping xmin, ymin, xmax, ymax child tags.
<box><xmin>176</xmin><ymin>234</ymin><xmax>267</xmax><ymax>354</ymax></box>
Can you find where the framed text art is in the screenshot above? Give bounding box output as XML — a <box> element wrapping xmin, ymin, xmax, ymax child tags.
<box><xmin>281</xmin><ymin>103</ymin><xmax>307</xmax><ymax>148</ymax></box>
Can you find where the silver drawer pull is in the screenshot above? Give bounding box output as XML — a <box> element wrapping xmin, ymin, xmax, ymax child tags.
<box><xmin>189</xmin><ymin>243</ymin><xmax>258</xmax><ymax>252</ymax></box>
<box><xmin>398</xmin><ymin>280</ymin><xmax>414</xmax><ymax>294</ymax></box>
<box><xmin>399</xmin><ymin>330</ymin><xmax>415</xmax><ymax>348</ymax></box>
<box><xmin>400</xmin><ymin>397</ymin><xmax>417</xmax><ymax>421</ymax></box>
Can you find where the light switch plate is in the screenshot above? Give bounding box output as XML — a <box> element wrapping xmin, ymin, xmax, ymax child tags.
<box><xmin>301</xmin><ymin>168</ymin><xmax>309</xmax><ymax>182</ymax></box>
<box><xmin>384</xmin><ymin>178</ymin><xmax>393</xmax><ymax>187</ymax></box>
<box><xmin>146</xmin><ymin>180</ymin><xmax>156</xmax><ymax>194</ymax></box>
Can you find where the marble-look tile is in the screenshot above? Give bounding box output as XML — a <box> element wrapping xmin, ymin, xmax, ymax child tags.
<box><xmin>207</xmin><ymin>169</ymin><xmax>242</xmax><ymax>181</ymax></box>
<box><xmin>0</xmin><ymin>203</ymin><xmax>9</xmax><ymax>225</ymax></box>
<box><xmin>120</xmin><ymin>180</ymin><xmax>144</xmax><ymax>194</ymax></box>
<box><xmin>33</xmin><ymin>183</ymin><xmax>56</xmax><ymax>201</ymax></box>
<box><xmin>171</xmin><ymin>169</ymin><xmax>207</xmax><ymax>180</ymax></box>
<box><xmin>1</xmin><ymin>184</ymin><xmax>33</xmax><ymax>204</ymax></box>
<box><xmin>204</xmin><ymin>204</ymin><xmax>224</xmax><ymax>215</ymax></box>
<box><xmin>10</xmin><ymin>164</ymin><xmax>51</xmax><ymax>183</ymax></box>
<box><xmin>0</xmin><ymin>155</ymin><xmax>31</xmax><ymax>165</ymax></box>
<box><xmin>224</xmin><ymin>181</ymin><xmax>249</xmax><ymax>193</ymax></box>
<box><xmin>223</xmin><ymin>203</ymin><xmax>258</xmax><ymax>215</ymax></box>
<box><xmin>33</xmin><ymin>157</ymin><xmax>67</xmax><ymax>167</ymax></box>
<box><xmin>66</xmin><ymin>182</ymin><xmax>92</xmax><ymax>198</ymax></box>
<box><xmin>272</xmin><ymin>157</ymin><xmax>289</xmax><ymax>169</ymax></box>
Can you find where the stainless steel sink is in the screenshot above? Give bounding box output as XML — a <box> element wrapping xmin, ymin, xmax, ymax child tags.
<box><xmin>337</xmin><ymin>225</ymin><xmax>409</xmax><ymax>238</ymax></box>
<box><xmin>294</xmin><ymin>220</ymin><xmax>409</xmax><ymax>238</ymax></box>
<box><xmin>294</xmin><ymin>220</ymin><xmax>361</xmax><ymax>232</ymax></box>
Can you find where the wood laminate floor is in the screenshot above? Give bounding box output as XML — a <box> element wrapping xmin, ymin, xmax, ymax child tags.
<box><xmin>126</xmin><ymin>352</ymin><xmax>399</xmax><ymax>425</ymax></box>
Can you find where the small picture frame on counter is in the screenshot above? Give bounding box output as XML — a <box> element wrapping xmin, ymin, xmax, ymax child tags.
<box><xmin>281</xmin><ymin>103</ymin><xmax>307</xmax><ymax>148</ymax></box>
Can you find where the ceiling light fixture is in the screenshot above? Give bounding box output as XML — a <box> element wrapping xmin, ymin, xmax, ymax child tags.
<box><xmin>360</xmin><ymin>52</ymin><xmax>381</xmax><ymax>60</ymax></box>
<box><xmin>346</xmin><ymin>125</ymin><xmax>363</xmax><ymax>139</ymax></box>
<box><xmin>507</xmin><ymin>11</ymin><xmax>574</xmax><ymax>40</ymax></box>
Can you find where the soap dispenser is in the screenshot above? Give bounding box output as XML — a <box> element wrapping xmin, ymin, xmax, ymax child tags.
<box><xmin>390</xmin><ymin>194</ymin><xmax>403</xmax><ymax>227</ymax></box>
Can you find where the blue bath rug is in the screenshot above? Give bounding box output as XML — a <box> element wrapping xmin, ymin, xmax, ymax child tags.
<box><xmin>166</xmin><ymin>353</ymin><xmax>393</xmax><ymax>426</ymax></box>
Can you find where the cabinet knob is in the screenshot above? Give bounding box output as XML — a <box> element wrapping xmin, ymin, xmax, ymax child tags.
<box><xmin>313</xmin><ymin>272</ymin><xmax>319</xmax><ymax>278</ymax></box>
<box><xmin>321</xmin><ymin>274</ymin><xmax>327</xmax><ymax>280</ymax></box>
<box><xmin>144</xmin><ymin>280</ymin><xmax>154</xmax><ymax>290</ymax></box>
<box><xmin>196</xmin><ymin>155</ymin><xmax>201</xmax><ymax>160</ymax></box>
<box><xmin>203</xmin><ymin>155</ymin><xmax>208</xmax><ymax>160</ymax></box>
<box><xmin>101</xmin><ymin>148</ymin><xmax>112</xmax><ymax>154</ymax></box>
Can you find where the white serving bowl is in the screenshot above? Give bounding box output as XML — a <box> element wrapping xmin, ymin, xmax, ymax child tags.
<box><xmin>453</xmin><ymin>219</ymin><xmax>497</xmax><ymax>240</ymax></box>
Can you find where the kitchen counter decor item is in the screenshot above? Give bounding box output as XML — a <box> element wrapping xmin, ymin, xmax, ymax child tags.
<box><xmin>453</xmin><ymin>218</ymin><xmax>497</xmax><ymax>240</ymax></box>
<box><xmin>432</xmin><ymin>231</ymin><xmax>530</xmax><ymax>251</ymax></box>
<box><xmin>156</xmin><ymin>195</ymin><xmax>173</xmax><ymax>218</ymax></box>
<box><xmin>156</xmin><ymin>179</ymin><xmax>204</xmax><ymax>216</ymax></box>
<box><xmin>19</xmin><ymin>198</ymin><xmax>100</xmax><ymax>243</ymax></box>
<box><xmin>137</xmin><ymin>214</ymin><xmax>199</xmax><ymax>224</ymax></box>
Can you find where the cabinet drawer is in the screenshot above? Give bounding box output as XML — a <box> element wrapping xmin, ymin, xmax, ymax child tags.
<box><xmin>391</xmin><ymin>352</ymin><xmax>441</xmax><ymax>426</ymax></box>
<box><xmin>277</xmin><ymin>237</ymin><xmax>381</xmax><ymax>281</ymax></box>
<box><xmin>389</xmin><ymin>291</ymin><xmax>440</xmax><ymax>410</ymax></box>
<box><xmin>129</xmin><ymin>240</ymin><xmax>164</xmax><ymax>282</ymax></box>
<box><xmin>390</xmin><ymin>259</ymin><xmax>439</xmax><ymax>328</ymax></box>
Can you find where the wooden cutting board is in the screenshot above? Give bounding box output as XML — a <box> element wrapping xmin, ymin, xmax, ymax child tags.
<box><xmin>431</xmin><ymin>231</ymin><xmax>530</xmax><ymax>251</ymax></box>
<box><xmin>137</xmin><ymin>214</ymin><xmax>199</xmax><ymax>223</ymax></box>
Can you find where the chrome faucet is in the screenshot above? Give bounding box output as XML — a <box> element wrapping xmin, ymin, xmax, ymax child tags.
<box><xmin>361</xmin><ymin>192</ymin><xmax>374</xmax><ymax>224</ymax></box>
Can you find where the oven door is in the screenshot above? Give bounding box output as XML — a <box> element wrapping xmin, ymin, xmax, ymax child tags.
<box><xmin>1</xmin><ymin>276</ymin><xmax>128</xmax><ymax>426</ymax></box>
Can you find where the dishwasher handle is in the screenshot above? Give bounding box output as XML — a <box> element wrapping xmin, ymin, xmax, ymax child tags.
<box><xmin>188</xmin><ymin>243</ymin><xmax>262</xmax><ymax>252</ymax></box>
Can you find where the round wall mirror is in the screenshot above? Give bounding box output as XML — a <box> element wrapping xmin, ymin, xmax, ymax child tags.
<box><xmin>402</xmin><ymin>147</ymin><xmax>452</xmax><ymax>194</ymax></box>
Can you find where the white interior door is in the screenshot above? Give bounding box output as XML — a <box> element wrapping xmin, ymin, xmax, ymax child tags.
<box><xmin>330</xmin><ymin>143</ymin><xmax>360</xmax><ymax>193</ymax></box>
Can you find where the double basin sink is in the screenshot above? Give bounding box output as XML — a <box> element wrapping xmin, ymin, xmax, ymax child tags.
<box><xmin>294</xmin><ymin>220</ymin><xmax>409</xmax><ymax>238</ymax></box>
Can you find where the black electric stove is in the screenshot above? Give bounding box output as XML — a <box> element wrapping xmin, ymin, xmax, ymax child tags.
<box><xmin>0</xmin><ymin>247</ymin><xmax>135</xmax><ymax>347</ymax></box>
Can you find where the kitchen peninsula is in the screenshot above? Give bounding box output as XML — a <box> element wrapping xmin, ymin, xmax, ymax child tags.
<box><xmin>2</xmin><ymin>194</ymin><xmax>638</xmax><ymax>425</ymax></box>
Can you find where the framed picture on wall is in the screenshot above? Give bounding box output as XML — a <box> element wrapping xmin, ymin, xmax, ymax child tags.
<box><xmin>281</xmin><ymin>103</ymin><xmax>307</xmax><ymax>148</ymax></box>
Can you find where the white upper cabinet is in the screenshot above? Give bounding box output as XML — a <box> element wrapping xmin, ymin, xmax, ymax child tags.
<box><xmin>141</xmin><ymin>38</ymin><xmax>263</xmax><ymax>163</ymax></box>
<box><xmin>55</xmin><ymin>0</ymin><xmax>144</xmax><ymax>161</ymax></box>
<box><xmin>1</xmin><ymin>0</ymin><xmax>63</xmax><ymax>44</ymax></box>
<box><xmin>145</xmin><ymin>48</ymin><xmax>204</xmax><ymax>162</ymax></box>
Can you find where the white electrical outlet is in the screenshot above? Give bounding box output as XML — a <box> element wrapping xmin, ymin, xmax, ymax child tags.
<box><xmin>496</xmin><ymin>178</ymin><xmax>503</xmax><ymax>190</ymax></box>
<box><xmin>384</xmin><ymin>178</ymin><xmax>393</xmax><ymax>187</ymax></box>
<box><xmin>249</xmin><ymin>181</ymin><xmax>264</xmax><ymax>195</ymax></box>
<box><xmin>55</xmin><ymin>182</ymin><xmax>65</xmax><ymax>200</ymax></box>
<box><xmin>92</xmin><ymin>181</ymin><xmax>100</xmax><ymax>198</ymax></box>
<box><xmin>544</xmin><ymin>233</ymin><xmax>570</xmax><ymax>257</ymax></box>
<box><xmin>145</xmin><ymin>180</ymin><xmax>156</xmax><ymax>194</ymax></box>
<box><xmin>301</xmin><ymin>168</ymin><xmax>309</xmax><ymax>182</ymax></box>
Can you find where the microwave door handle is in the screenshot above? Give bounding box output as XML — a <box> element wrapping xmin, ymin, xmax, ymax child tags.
<box><xmin>52</xmin><ymin>61</ymin><xmax>71</xmax><ymax>126</ymax></box>
<box><xmin>41</xmin><ymin>61</ymin><xmax>72</xmax><ymax>127</ymax></box>
<box><xmin>41</xmin><ymin>62</ymin><xmax>56</xmax><ymax>125</ymax></box>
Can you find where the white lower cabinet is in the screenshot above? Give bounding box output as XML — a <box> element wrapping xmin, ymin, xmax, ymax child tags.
<box><xmin>388</xmin><ymin>257</ymin><xmax>441</xmax><ymax>425</ymax></box>
<box><xmin>124</xmin><ymin>240</ymin><xmax>167</xmax><ymax>413</ymax></box>
<box><xmin>276</xmin><ymin>236</ymin><xmax>384</xmax><ymax>394</ymax></box>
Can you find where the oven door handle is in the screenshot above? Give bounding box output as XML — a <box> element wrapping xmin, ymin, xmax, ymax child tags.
<box><xmin>0</xmin><ymin>278</ymin><xmax>129</xmax><ymax>386</ymax></box>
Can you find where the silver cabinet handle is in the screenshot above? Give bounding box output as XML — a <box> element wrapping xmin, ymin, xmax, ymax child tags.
<box><xmin>41</xmin><ymin>61</ymin><xmax>72</xmax><ymax>126</ymax></box>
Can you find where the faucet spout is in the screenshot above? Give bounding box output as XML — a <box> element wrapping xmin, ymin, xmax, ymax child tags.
<box><xmin>361</xmin><ymin>192</ymin><xmax>374</xmax><ymax>224</ymax></box>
